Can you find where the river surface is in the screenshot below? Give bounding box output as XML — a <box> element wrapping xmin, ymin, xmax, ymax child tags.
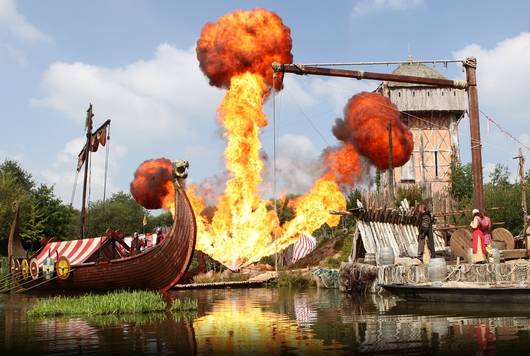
<box><xmin>2</xmin><ymin>287</ymin><xmax>530</xmax><ymax>354</ymax></box>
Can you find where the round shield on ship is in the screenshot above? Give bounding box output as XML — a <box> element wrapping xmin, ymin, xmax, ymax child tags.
<box><xmin>21</xmin><ymin>259</ymin><xmax>29</xmax><ymax>280</ymax></box>
<box><xmin>43</xmin><ymin>257</ymin><xmax>54</xmax><ymax>280</ymax></box>
<box><xmin>30</xmin><ymin>258</ymin><xmax>39</xmax><ymax>280</ymax></box>
<box><xmin>56</xmin><ymin>256</ymin><xmax>70</xmax><ymax>280</ymax></box>
<box><xmin>10</xmin><ymin>258</ymin><xmax>18</xmax><ymax>273</ymax></box>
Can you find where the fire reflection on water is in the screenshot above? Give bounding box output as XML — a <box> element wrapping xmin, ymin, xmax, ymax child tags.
<box><xmin>4</xmin><ymin>289</ymin><xmax>530</xmax><ymax>354</ymax></box>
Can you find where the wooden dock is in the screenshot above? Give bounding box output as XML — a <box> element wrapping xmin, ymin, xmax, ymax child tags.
<box><xmin>173</xmin><ymin>271</ymin><xmax>277</xmax><ymax>290</ymax></box>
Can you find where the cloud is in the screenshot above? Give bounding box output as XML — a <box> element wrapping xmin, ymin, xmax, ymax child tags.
<box><xmin>35</xmin><ymin>44</ymin><xmax>222</xmax><ymax>141</ymax></box>
<box><xmin>352</xmin><ymin>0</ymin><xmax>423</xmax><ymax>16</ymax></box>
<box><xmin>453</xmin><ymin>32</ymin><xmax>530</xmax><ymax>124</ymax></box>
<box><xmin>35</xmin><ymin>43</ymin><xmax>226</xmax><ymax>205</ymax></box>
<box><xmin>40</xmin><ymin>137</ymin><xmax>128</xmax><ymax>208</ymax></box>
<box><xmin>0</xmin><ymin>0</ymin><xmax>50</xmax><ymax>42</ymax></box>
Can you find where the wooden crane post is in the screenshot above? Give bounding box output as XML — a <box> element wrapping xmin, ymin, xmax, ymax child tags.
<box><xmin>272</xmin><ymin>57</ymin><xmax>484</xmax><ymax>210</ymax></box>
<box><xmin>463</xmin><ymin>57</ymin><xmax>485</xmax><ymax>211</ymax></box>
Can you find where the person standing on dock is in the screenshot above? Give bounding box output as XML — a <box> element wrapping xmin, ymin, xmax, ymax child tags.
<box><xmin>417</xmin><ymin>204</ymin><xmax>435</xmax><ymax>263</ymax></box>
<box><xmin>470</xmin><ymin>209</ymin><xmax>487</xmax><ymax>263</ymax></box>
<box><xmin>479</xmin><ymin>210</ymin><xmax>493</xmax><ymax>259</ymax></box>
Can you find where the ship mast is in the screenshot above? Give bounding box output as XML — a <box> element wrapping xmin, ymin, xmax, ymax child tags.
<box><xmin>80</xmin><ymin>104</ymin><xmax>93</xmax><ymax>239</ymax></box>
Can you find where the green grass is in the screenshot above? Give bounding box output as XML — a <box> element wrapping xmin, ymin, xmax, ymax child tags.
<box><xmin>170</xmin><ymin>297</ymin><xmax>198</xmax><ymax>312</ymax></box>
<box><xmin>274</xmin><ymin>271</ymin><xmax>315</xmax><ymax>288</ymax></box>
<box><xmin>27</xmin><ymin>290</ymin><xmax>197</xmax><ymax>318</ymax></box>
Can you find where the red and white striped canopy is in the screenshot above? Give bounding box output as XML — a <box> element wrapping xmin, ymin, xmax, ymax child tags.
<box><xmin>35</xmin><ymin>236</ymin><xmax>108</xmax><ymax>267</ymax></box>
<box><xmin>291</xmin><ymin>233</ymin><xmax>317</xmax><ymax>265</ymax></box>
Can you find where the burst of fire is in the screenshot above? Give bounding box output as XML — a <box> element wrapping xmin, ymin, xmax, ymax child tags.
<box><xmin>130</xmin><ymin>158</ymin><xmax>176</xmax><ymax>216</ymax></box>
<box><xmin>188</xmin><ymin>9</ymin><xmax>347</xmax><ymax>270</ymax></box>
<box><xmin>333</xmin><ymin>92</ymin><xmax>414</xmax><ymax>169</ymax></box>
<box><xmin>131</xmin><ymin>11</ymin><xmax>386</xmax><ymax>270</ymax></box>
<box><xmin>323</xmin><ymin>143</ymin><xmax>363</xmax><ymax>186</ymax></box>
<box><xmin>196</xmin><ymin>8</ymin><xmax>292</xmax><ymax>91</ymax></box>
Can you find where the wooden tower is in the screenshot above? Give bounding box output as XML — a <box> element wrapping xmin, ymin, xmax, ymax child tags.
<box><xmin>378</xmin><ymin>61</ymin><xmax>467</xmax><ymax>196</ymax></box>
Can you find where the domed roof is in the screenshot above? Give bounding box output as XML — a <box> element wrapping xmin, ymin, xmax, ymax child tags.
<box><xmin>386</xmin><ymin>62</ymin><xmax>446</xmax><ymax>87</ymax></box>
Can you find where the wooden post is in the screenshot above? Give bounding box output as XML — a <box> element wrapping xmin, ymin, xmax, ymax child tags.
<box><xmin>388</xmin><ymin>122</ymin><xmax>395</xmax><ymax>202</ymax></box>
<box><xmin>80</xmin><ymin>104</ymin><xmax>93</xmax><ymax>239</ymax></box>
<box><xmin>514</xmin><ymin>148</ymin><xmax>529</xmax><ymax>249</ymax></box>
<box><xmin>464</xmin><ymin>57</ymin><xmax>485</xmax><ymax>211</ymax></box>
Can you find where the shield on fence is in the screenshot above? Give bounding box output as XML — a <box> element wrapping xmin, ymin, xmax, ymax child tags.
<box><xmin>56</xmin><ymin>256</ymin><xmax>70</xmax><ymax>280</ymax></box>
<box><xmin>21</xmin><ymin>259</ymin><xmax>29</xmax><ymax>280</ymax></box>
<box><xmin>43</xmin><ymin>257</ymin><xmax>54</xmax><ymax>280</ymax></box>
<box><xmin>30</xmin><ymin>258</ymin><xmax>39</xmax><ymax>280</ymax></box>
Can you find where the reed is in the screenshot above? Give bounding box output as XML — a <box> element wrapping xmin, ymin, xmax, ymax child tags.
<box><xmin>27</xmin><ymin>290</ymin><xmax>168</xmax><ymax>317</ymax></box>
<box><xmin>170</xmin><ymin>298</ymin><xmax>198</xmax><ymax>312</ymax></box>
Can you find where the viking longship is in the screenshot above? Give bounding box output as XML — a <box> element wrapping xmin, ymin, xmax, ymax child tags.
<box><xmin>5</xmin><ymin>105</ymin><xmax>196</xmax><ymax>292</ymax></box>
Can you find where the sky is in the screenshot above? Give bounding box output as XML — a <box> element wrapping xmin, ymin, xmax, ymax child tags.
<box><xmin>1</xmin><ymin>0</ymin><xmax>530</xmax><ymax>208</ymax></box>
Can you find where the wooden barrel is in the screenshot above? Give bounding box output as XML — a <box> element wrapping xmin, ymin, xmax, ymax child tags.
<box><xmin>378</xmin><ymin>247</ymin><xmax>395</xmax><ymax>266</ymax></box>
<box><xmin>492</xmin><ymin>228</ymin><xmax>515</xmax><ymax>250</ymax></box>
<box><xmin>450</xmin><ymin>229</ymin><xmax>472</xmax><ymax>261</ymax></box>
<box><xmin>427</xmin><ymin>258</ymin><xmax>447</xmax><ymax>282</ymax></box>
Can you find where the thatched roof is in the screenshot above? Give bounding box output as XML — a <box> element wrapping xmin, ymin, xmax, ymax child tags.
<box><xmin>387</xmin><ymin>62</ymin><xmax>446</xmax><ymax>88</ymax></box>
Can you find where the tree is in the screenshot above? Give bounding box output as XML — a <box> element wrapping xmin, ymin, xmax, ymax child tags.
<box><xmin>0</xmin><ymin>160</ymin><xmax>34</xmax><ymax>192</ymax></box>
<box><xmin>86</xmin><ymin>192</ymin><xmax>146</xmax><ymax>237</ymax></box>
<box><xmin>449</xmin><ymin>158</ymin><xmax>473</xmax><ymax>202</ymax></box>
<box><xmin>32</xmin><ymin>184</ymin><xmax>78</xmax><ymax>240</ymax></box>
<box><xmin>0</xmin><ymin>170</ymin><xmax>31</xmax><ymax>242</ymax></box>
<box><xmin>20</xmin><ymin>194</ymin><xmax>47</xmax><ymax>248</ymax></box>
<box><xmin>489</xmin><ymin>163</ymin><xmax>511</xmax><ymax>188</ymax></box>
<box><xmin>145</xmin><ymin>212</ymin><xmax>173</xmax><ymax>232</ymax></box>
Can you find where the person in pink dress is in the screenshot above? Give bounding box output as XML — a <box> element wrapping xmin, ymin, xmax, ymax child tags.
<box><xmin>470</xmin><ymin>209</ymin><xmax>486</xmax><ymax>263</ymax></box>
<box><xmin>479</xmin><ymin>210</ymin><xmax>492</xmax><ymax>253</ymax></box>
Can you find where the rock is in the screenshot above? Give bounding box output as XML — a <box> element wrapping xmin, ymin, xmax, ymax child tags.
<box><xmin>221</xmin><ymin>269</ymin><xmax>233</xmax><ymax>279</ymax></box>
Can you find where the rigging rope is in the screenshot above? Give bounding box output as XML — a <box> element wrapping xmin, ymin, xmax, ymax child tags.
<box><xmin>70</xmin><ymin>169</ymin><xmax>79</xmax><ymax>207</ymax></box>
<box><xmin>480</xmin><ymin>110</ymin><xmax>530</xmax><ymax>153</ymax></box>
<box><xmin>86</xmin><ymin>150</ymin><xmax>92</xmax><ymax>235</ymax></box>
<box><xmin>272</xmin><ymin>73</ymin><xmax>278</xmax><ymax>271</ymax></box>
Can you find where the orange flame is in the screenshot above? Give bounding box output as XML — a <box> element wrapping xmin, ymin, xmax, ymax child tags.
<box><xmin>190</xmin><ymin>9</ymin><xmax>346</xmax><ymax>270</ymax></box>
<box><xmin>323</xmin><ymin>143</ymin><xmax>363</xmax><ymax>186</ymax></box>
<box><xmin>333</xmin><ymin>91</ymin><xmax>414</xmax><ymax>169</ymax></box>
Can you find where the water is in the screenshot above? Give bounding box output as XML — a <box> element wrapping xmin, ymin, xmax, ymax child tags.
<box><xmin>3</xmin><ymin>288</ymin><xmax>530</xmax><ymax>354</ymax></box>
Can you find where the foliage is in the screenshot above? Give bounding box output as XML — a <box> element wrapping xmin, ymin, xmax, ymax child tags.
<box><xmin>449</xmin><ymin>158</ymin><xmax>473</xmax><ymax>202</ymax></box>
<box><xmin>20</xmin><ymin>194</ymin><xmax>47</xmax><ymax>246</ymax></box>
<box><xmin>169</xmin><ymin>298</ymin><xmax>198</xmax><ymax>312</ymax></box>
<box><xmin>485</xmin><ymin>184</ymin><xmax>528</xmax><ymax>235</ymax></box>
<box><xmin>395</xmin><ymin>185</ymin><xmax>424</xmax><ymax>208</ymax></box>
<box><xmin>271</xmin><ymin>194</ymin><xmax>297</xmax><ymax>225</ymax></box>
<box><xmin>275</xmin><ymin>271</ymin><xmax>315</xmax><ymax>288</ymax></box>
<box><xmin>86</xmin><ymin>192</ymin><xmax>146</xmax><ymax>237</ymax></box>
<box><xmin>145</xmin><ymin>211</ymin><xmax>173</xmax><ymax>232</ymax></box>
<box><xmin>0</xmin><ymin>160</ymin><xmax>79</xmax><ymax>248</ymax></box>
<box><xmin>33</xmin><ymin>185</ymin><xmax>79</xmax><ymax>240</ymax></box>
<box><xmin>0</xmin><ymin>160</ymin><xmax>34</xmax><ymax>191</ymax></box>
<box><xmin>448</xmin><ymin>160</ymin><xmax>529</xmax><ymax>235</ymax></box>
<box><xmin>489</xmin><ymin>163</ymin><xmax>511</xmax><ymax>188</ymax></box>
<box><xmin>0</xmin><ymin>172</ymin><xmax>30</xmax><ymax>243</ymax></box>
<box><xmin>27</xmin><ymin>290</ymin><xmax>168</xmax><ymax>317</ymax></box>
